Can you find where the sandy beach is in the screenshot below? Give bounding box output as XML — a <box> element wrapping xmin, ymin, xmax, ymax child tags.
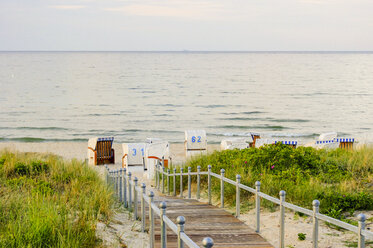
<box><xmin>0</xmin><ymin>142</ymin><xmax>220</xmax><ymax>165</ymax></box>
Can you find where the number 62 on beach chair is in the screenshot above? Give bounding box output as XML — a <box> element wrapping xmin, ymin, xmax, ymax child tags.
<box><xmin>87</xmin><ymin>137</ymin><xmax>115</xmax><ymax>166</ymax></box>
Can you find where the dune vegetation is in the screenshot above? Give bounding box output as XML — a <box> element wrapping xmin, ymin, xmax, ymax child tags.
<box><xmin>0</xmin><ymin>150</ymin><xmax>113</xmax><ymax>248</ymax></box>
<box><xmin>184</xmin><ymin>144</ymin><xmax>373</xmax><ymax>222</ymax></box>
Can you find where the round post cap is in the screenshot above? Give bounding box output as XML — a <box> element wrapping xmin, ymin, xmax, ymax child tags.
<box><xmin>148</xmin><ymin>191</ymin><xmax>154</xmax><ymax>197</ymax></box>
<box><xmin>127</xmin><ymin>171</ymin><xmax>132</xmax><ymax>176</ymax></box>
<box><xmin>236</xmin><ymin>174</ymin><xmax>241</xmax><ymax>179</ymax></box>
<box><xmin>141</xmin><ymin>183</ymin><xmax>146</xmax><ymax>188</ymax></box>
<box><xmin>312</xmin><ymin>200</ymin><xmax>320</xmax><ymax>207</ymax></box>
<box><xmin>221</xmin><ymin>169</ymin><xmax>225</xmax><ymax>173</ymax></box>
<box><xmin>188</xmin><ymin>167</ymin><xmax>191</xmax><ymax>171</ymax></box>
<box><xmin>202</xmin><ymin>237</ymin><xmax>214</xmax><ymax>248</ymax></box>
<box><xmin>208</xmin><ymin>165</ymin><xmax>212</xmax><ymax>169</ymax></box>
<box><xmin>255</xmin><ymin>181</ymin><xmax>261</xmax><ymax>187</ymax></box>
<box><xmin>358</xmin><ymin>213</ymin><xmax>366</xmax><ymax>222</ymax></box>
<box><xmin>134</xmin><ymin>177</ymin><xmax>138</xmax><ymax>182</ymax></box>
<box><xmin>197</xmin><ymin>165</ymin><xmax>201</xmax><ymax>170</ymax></box>
<box><xmin>279</xmin><ymin>190</ymin><xmax>286</xmax><ymax>197</ymax></box>
<box><xmin>159</xmin><ymin>201</ymin><xmax>167</xmax><ymax>209</ymax></box>
<box><xmin>176</xmin><ymin>216</ymin><xmax>185</xmax><ymax>225</ymax></box>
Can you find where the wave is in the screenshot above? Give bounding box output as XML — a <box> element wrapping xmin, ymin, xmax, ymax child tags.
<box><xmin>210</xmin><ymin>132</ymin><xmax>318</xmax><ymax>138</ymax></box>
<box><xmin>213</xmin><ymin>124</ymin><xmax>290</xmax><ymax>130</ymax></box>
<box><xmin>0</xmin><ymin>126</ymin><xmax>70</xmax><ymax>131</ymax></box>
<box><xmin>0</xmin><ymin>137</ymin><xmax>87</xmax><ymax>142</ymax></box>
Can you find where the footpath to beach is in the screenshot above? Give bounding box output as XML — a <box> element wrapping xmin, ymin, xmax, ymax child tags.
<box><xmin>142</xmin><ymin>194</ymin><xmax>273</xmax><ymax>248</ymax></box>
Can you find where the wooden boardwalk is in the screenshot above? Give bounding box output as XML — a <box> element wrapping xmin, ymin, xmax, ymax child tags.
<box><xmin>142</xmin><ymin>195</ymin><xmax>273</xmax><ymax>248</ymax></box>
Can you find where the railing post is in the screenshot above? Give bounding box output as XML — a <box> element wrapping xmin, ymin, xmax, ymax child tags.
<box><xmin>149</xmin><ymin>191</ymin><xmax>155</xmax><ymax>248</ymax></box>
<box><xmin>160</xmin><ymin>201</ymin><xmax>167</xmax><ymax>248</ymax></box>
<box><xmin>180</xmin><ymin>167</ymin><xmax>184</xmax><ymax>198</ymax></box>
<box><xmin>105</xmin><ymin>165</ymin><xmax>109</xmax><ymax>184</ymax></box>
<box><xmin>123</xmin><ymin>168</ymin><xmax>127</xmax><ymax>208</ymax></box>
<box><xmin>157</xmin><ymin>162</ymin><xmax>160</xmax><ymax>190</ymax></box>
<box><xmin>114</xmin><ymin>170</ymin><xmax>117</xmax><ymax>195</ymax></box>
<box><xmin>202</xmin><ymin>237</ymin><xmax>214</xmax><ymax>248</ymax></box>
<box><xmin>119</xmin><ymin>168</ymin><xmax>123</xmax><ymax>202</ymax></box>
<box><xmin>236</xmin><ymin>175</ymin><xmax>241</xmax><ymax>217</ymax></box>
<box><xmin>155</xmin><ymin>163</ymin><xmax>158</xmax><ymax>188</ymax></box>
<box><xmin>208</xmin><ymin>165</ymin><xmax>212</xmax><ymax>205</ymax></box>
<box><xmin>109</xmin><ymin>171</ymin><xmax>112</xmax><ymax>188</ymax></box>
<box><xmin>220</xmin><ymin>169</ymin><xmax>225</xmax><ymax>208</ymax></box>
<box><xmin>162</xmin><ymin>164</ymin><xmax>165</xmax><ymax>194</ymax></box>
<box><xmin>197</xmin><ymin>166</ymin><xmax>201</xmax><ymax>199</ymax></box>
<box><xmin>173</xmin><ymin>168</ymin><xmax>177</xmax><ymax>196</ymax></box>
<box><xmin>312</xmin><ymin>200</ymin><xmax>320</xmax><ymax>248</ymax></box>
<box><xmin>279</xmin><ymin>190</ymin><xmax>286</xmax><ymax>248</ymax></box>
<box><xmin>255</xmin><ymin>181</ymin><xmax>261</xmax><ymax>233</ymax></box>
<box><xmin>141</xmin><ymin>183</ymin><xmax>146</xmax><ymax>232</ymax></box>
<box><xmin>177</xmin><ymin>216</ymin><xmax>185</xmax><ymax>248</ymax></box>
<box><xmin>128</xmin><ymin>172</ymin><xmax>132</xmax><ymax>211</ymax></box>
<box><xmin>133</xmin><ymin>177</ymin><xmax>138</xmax><ymax>220</ymax></box>
<box><xmin>115</xmin><ymin>170</ymin><xmax>119</xmax><ymax>198</ymax></box>
<box><xmin>358</xmin><ymin>213</ymin><xmax>366</xmax><ymax>248</ymax></box>
<box><xmin>167</xmin><ymin>169</ymin><xmax>170</xmax><ymax>195</ymax></box>
<box><xmin>188</xmin><ymin>167</ymin><xmax>191</xmax><ymax>199</ymax></box>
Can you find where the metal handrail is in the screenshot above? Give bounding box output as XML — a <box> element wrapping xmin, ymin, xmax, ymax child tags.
<box><xmin>153</xmin><ymin>163</ymin><xmax>372</xmax><ymax>248</ymax></box>
<box><xmin>105</xmin><ymin>165</ymin><xmax>214</xmax><ymax>248</ymax></box>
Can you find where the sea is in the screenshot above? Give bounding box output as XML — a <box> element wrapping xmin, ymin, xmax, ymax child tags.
<box><xmin>0</xmin><ymin>51</ymin><xmax>372</xmax><ymax>144</ymax></box>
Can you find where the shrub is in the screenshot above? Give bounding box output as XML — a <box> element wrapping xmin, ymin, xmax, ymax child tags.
<box><xmin>298</xmin><ymin>233</ymin><xmax>306</xmax><ymax>241</ymax></box>
<box><xmin>185</xmin><ymin>144</ymin><xmax>373</xmax><ymax>218</ymax></box>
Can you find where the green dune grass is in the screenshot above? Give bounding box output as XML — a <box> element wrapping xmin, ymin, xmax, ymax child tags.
<box><xmin>184</xmin><ymin>144</ymin><xmax>373</xmax><ymax>221</ymax></box>
<box><xmin>0</xmin><ymin>150</ymin><xmax>113</xmax><ymax>248</ymax></box>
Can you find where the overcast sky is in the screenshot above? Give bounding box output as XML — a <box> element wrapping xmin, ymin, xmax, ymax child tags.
<box><xmin>0</xmin><ymin>0</ymin><xmax>372</xmax><ymax>51</ymax></box>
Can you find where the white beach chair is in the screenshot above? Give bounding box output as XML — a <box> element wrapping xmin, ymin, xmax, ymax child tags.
<box><xmin>220</xmin><ymin>137</ymin><xmax>252</xmax><ymax>150</ymax></box>
<box><xmin>122</xmin><ymin>143</ymin><xmax>146</xmax><ymax>168</ymax></box>
<box><xmin>144</xmin><ymin>138</ymin><xmax>170</xmax><ymax>179</ymax></box>
<box><xmin>184</xmin><ymin>130</ymin><xmax>207</xmax><ymax>157</ymax></box>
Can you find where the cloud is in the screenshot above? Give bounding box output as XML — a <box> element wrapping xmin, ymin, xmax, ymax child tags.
<box><xmin>49</xmin><ymin>5</ymin><xmax>86</xmax><ymax>10</ymax></box>
<box><xmin>104</xmin><ymin>1</ymin><xmax>226</xmax><ymax>20</ymax></box>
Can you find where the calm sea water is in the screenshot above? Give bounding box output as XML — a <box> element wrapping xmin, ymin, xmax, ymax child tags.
<box><xmin>0</xmin><ymin>52</ymin><xmax>372</xmax><ymax>144</ymax></box>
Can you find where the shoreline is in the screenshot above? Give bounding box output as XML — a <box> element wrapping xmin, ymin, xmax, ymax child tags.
<box><xmin>0</xmin><ymin>142</ymin><xmax>221</xmax><ymax>165</ymax></box>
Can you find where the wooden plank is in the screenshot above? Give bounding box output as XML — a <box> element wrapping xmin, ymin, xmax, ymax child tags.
<box><xmin>137</xmin><ymin>194</ymin><xmax>273</xmax><ymax>248</ymax></box>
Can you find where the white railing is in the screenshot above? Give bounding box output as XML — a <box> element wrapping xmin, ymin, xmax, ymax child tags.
<box><xmin>154</xmin><ymin>163</ymin><xmax>372</xmax><ymax>248</ymax></box>
<box><xmin>104</xmin><ymin>166</ymin><xmax>214</xmax><ymax>248</ymax></box>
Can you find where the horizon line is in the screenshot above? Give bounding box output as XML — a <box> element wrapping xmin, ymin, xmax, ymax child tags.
<box><xmin>1</xmin><ymin>50</ymin><xmax>373</xmax><ymax>53</ymax></box>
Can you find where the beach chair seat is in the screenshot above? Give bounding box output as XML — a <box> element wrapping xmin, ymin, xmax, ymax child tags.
<box><xmin>221</xmin><ymin>137</ymin><xmax>251</xmax><ymax>150</ymax></box>
<box><xmin>255</xmin><ymin>138</ymin><xmax>298</xmax><ymax>148</ymax></box>
<box><xmin>274</xmin><ymin>140</ymin><xmax>298</xmax><ymax>148</ymax></box>
<box><xmin>335</xmin><ymin>138</ymin><xmax>355</xmax><ymax>150</ymax></box>
<box><xmin>315</xmin><ymin>139</ymin><xmax>340</xmax><ymax>149</ymax></box>
<box><xmin>87</xmin><ymin>137</ymin><xmax>115</xmax><ymax>165</ymax></box>
<box><xmin>250</xmin><ymin>132</ymin><xmax>261</xmax><ymax>147</ymax></box>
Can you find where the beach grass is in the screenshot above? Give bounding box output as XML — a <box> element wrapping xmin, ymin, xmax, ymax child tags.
<box><xmin>183</xmin><ymin>144</ymin><xmax>373</xmax><ymax>221</ymax></box>
<box><xmin>0</xmin><ymin>150</ymin><xmax>113</xmax><ymax>247</ymax></box>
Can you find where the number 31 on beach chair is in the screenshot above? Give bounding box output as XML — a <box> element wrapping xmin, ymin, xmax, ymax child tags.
<box><xmin>122</xmin><ymin>143</ymin><xmax>146</xmax><ymax>168</ymax></box>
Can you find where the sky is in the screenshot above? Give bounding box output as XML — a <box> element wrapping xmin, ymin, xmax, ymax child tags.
<box><xmin>0</xmin><ymin>0</ymin><xmax>372</xmax><ymax>51</ymax></box>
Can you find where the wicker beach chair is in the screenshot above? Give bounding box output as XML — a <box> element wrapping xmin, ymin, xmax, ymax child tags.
<box><xmin>87</xmin><ymin>137</ymin><xmax>115</xmax><ymax>165</ymax></box>
<box><xmin>335</xmin><ymin>138</ymin><xmax>355</xmax><ymax>150</ymax></box>
<box><xmin>274</xmin><ymin>140</ymin><xmax>298</xmax><ymax>148</ymax></box>
<box><xmin>250</xmin><ymin>132</ymin><xmax>261</xmax><ymax>148</ymax></box>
